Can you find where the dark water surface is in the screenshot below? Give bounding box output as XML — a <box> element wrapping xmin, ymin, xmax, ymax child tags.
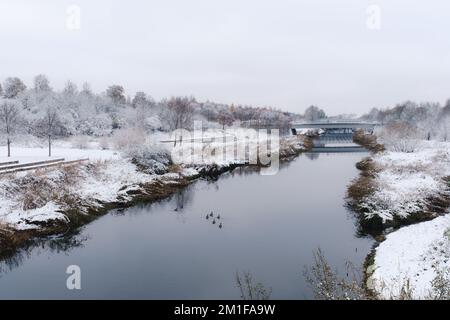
<box><xmin>0</xmin><ymin>151</ymin><xmax>373</xmax><ymax>299</ymax></box>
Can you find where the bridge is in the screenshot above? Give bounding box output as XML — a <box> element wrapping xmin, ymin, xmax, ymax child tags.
<box><xmin>291</xmin><ymin>120</ymin><xmax>378</xmax><ymax>135</ymax></box>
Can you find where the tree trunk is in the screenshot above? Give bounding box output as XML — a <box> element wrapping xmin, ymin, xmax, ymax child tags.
<box><xmin>48</xmin><ymin>135</ymin><xmax>52</xmax><ymax>157</ymax></box>
<box><xmin>7</xmin><ymin>138</ymin><xmax>10</xmax><ymax>157</ymax></box>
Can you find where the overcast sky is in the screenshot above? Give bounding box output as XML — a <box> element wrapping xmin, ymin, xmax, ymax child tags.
<box><xmin>1</xmin><ymin>0</ymin><xmax>449</xmax><ymax>115</ymax></box>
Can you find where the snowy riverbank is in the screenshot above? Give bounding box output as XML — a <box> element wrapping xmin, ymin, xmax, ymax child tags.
<box><xmin>368</xmin><ymin>214</ymin><xmax>450</xmax><ymax>299</ymax></box>
<box><xmin>348</xmin><ymin>140</ymin><xmax>450</xmax><ymax>231</ymax></box>
<box><xmin>351</xmin><ymin>140</ymin><xmax>450</xmax><ymax>299</ymax></box>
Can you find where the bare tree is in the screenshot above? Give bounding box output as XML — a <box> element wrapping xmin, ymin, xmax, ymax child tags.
<box><xmin>218</xmin><ymin>110</ymin><xmax>234</xmax><ymax>130</ymax></box>
<box><xmin>235</xmin><ymin>271</ymin><xmax>272</xmax><ymax>300</ymax></box>
<box><xmin>164</xmin><ymin>96</ymin><xmax>195</xmax><ymax>146</ymax></box>
<box><xmin>0</xmin><ymin>100</ymin><xmax>20</xmax><ymax>157</ymax></box>
<box><xmin>43</xmin><ymin>107</ymin><xmax>59</xmax><ymax>157</ymax></box>
<box><xmin>303</xmin><ymin>248</ymin><xmax>367</xmax><ymax>300</ymax></box>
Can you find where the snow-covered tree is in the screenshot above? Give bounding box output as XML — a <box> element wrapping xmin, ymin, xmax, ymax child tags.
<box><xmin>106</xmin><ymin>85</ymin><xmax>126</xmax><ymax>104</ymax></box>
<box><xmin>379</xmin><ymin>122</ymin><xmax>420</xmax><ymax>152</ymax></box>
<box><xmin>33</xmin><ymin>74</ymin><xmax>52</xmax><ymax>93</ymax></box>
<box><xmin>218</xmin><ymin>110</ymin><xmax>234</xmax><ymax>129</ymax></box>
<box><xmin>81</xmin><ymin>82</ymin><xmax>93</xmax><ymax>96</ymax></box>
<box><xmin>3</xmin><ymin>77</ymin><xmax>26</xmax><ymax>98</ymax></box>
<box><xmin>304</xmin><ymin>105</ymin><xmax>326</xmax><ymax>121</ymax></box>
<box><xmin>42</xmin><ymin>107</ymin><xmax>59</xmax><ymax>156</ymax></box>
<box><xmin>0</xmin><ymin>99</ymin><xmax>21</xmax><ymax>157</ymax></box>
<box><xmin>163</xmin><ymin>96</ymin><xmax>195</xmax><ymax>146</ymax></box>
<box><xmin>164</xmin><ymin>96</ymin><xmax>195</xmax><ymax>130</ymax></box>
<box><xmin>63</xmin><ymin>80</ymin><xmax>78</xmax><ymax>96</ymax></box>
<box><xmin>132</xmin><ymin>91</ymin><xmax>151</xmax><ymax>109</ymax></box>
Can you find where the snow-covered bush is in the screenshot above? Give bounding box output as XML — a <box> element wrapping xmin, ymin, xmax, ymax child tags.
<box><xmin>379</xmin><ymin>123</ymin><xmax>420</xmax><ymax>152</ymax></box>
<box><xmin>125</xmin><ymin>143</ymin><xmax>172</xmax><ymax>175</ymax></box>
<box><xmin>145</xmin><ymin>115</ymin><xmax>163</xmax><ymax>131</ymax></box>
<box><xmin>75</xmin><ymin>114</ymin><xmax>112</xmax><ymax>137</ymax></box>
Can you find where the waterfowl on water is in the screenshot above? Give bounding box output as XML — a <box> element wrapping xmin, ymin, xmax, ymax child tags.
<box><xmin>219</xmin><ymin>223</ymin><xmax>222</xmax><ymax>229</ymax></box>
<box><xmin>210</xmin><ymin>211</ymin><xmax>214</xmax><ymax>217</ymax></box>
<box><xmin>217</xmin><ymin>214</ymin><xmax>221</xmax><ymax>219</ymax></box>
<box><xmin>206</xmin><ymin>215</ymin><xmax>209</xmax><ymax>220</ymax></box>
<box><xmin>212</xmin><ymin>219</ymin><xmax>216</xmax><ymax>225</ymax></box>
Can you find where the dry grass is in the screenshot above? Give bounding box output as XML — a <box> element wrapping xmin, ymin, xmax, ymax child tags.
<box><xmin>347</xmin><ymin>158</ymin><xmax>379</xmax><ymax>211</ymax></box>
<box><xmin>353</xmin><ymin>129</ymin><xmax>385</xmax><ymax>153</ymax></box>
<box><xmin>305</xmin><ymin>248</ymin><xmax>449</xmax><ymax>300</ymax></box>
<box><xmin>15</xmin><ymin>168</ymin><xmax>61</xmax><ymax>211</ymax></box>
<box><xmin>11</xmin><ymin>163</ymin><xmax>91</xmax><ymax>211</ymax></box>
<box><xmin>236</xmin><ymin>271</ymin><xmax>272</xmax><ymax>300</ymax></box>
<box><xmin>303</xmin><ymin>248</ymin><xmax>368</xmax><ymax>300</ymax></box>
<box><xmin>168</xmin><ymin>163</ymin><xmax>182</xmax><ymax>173</ymax></box>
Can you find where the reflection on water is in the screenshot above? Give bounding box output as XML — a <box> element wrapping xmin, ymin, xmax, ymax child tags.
<box><xmin>0</xmin><ymin>230</ymin><xmax>89</xmax><ymax>276</ymax></box>
<box><xmin>0</xmin><ymin>137</ymin><xmax>373</xmax><ymax>299</ymax></box>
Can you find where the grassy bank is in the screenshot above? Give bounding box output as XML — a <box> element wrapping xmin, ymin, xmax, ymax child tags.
<box><xmin>348</xmin><ymin>133</ymin><xmax>450</xmax><ymax>298</ymax></box>
<box><xmin>348</xmin><ymin>133</ymin><xmax>450</xmax><ymax>236</ymax></box>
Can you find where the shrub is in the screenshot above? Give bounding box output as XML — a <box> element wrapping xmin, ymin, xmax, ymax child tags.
<box><xmin>378</xmin><ymin>123</ymin><xmax>420</xmax><ymax>152</ymax></box>
<box><xmin>126</xmin><ymin>143</ymin><xmax>172</xmax><ymax>175</ymax></box>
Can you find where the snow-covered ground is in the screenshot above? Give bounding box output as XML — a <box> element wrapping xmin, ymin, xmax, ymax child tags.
<box><xmin>0</xmin><ymin>146</ymin><xmax>120</xmax><ymax>164</ymax></box>
<box><xmin>360</xmin><ymin>140</ymin><xmax>450</xmax><ymax>223</ymax></box>
<box><xmin>368</xmin><ymin>214</ymin><xmax>450</xmax><ymax>299</ymax></box>
<box><xmin>0</xmin><ymin>141</ymin><xmax>181</xmax><ymax>230</ymax></box>
<box><xmin>362</xmin><ymin>140</ymin><xmax>450</xmax><ymax>299</ymax></box>
<box><xmin>0</xmin><ymin>156</ymin><xmax>159</xmax><ymax>230</ymax></box>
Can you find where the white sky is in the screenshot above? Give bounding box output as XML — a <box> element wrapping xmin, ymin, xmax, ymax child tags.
<box><xmin>1</xmin><ymin>0</ymin><xmax>449</xmax><ymax>115</ymax></box>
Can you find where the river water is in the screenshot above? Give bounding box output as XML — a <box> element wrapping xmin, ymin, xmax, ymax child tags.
<box><xmin>0</xmin><ymin>146</ymin><xmax>373</xmax><ymax>299</ymax></box>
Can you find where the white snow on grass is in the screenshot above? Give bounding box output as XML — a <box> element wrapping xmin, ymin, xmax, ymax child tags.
<box><xmin>0</xmin><ymin>146</ymin><xmax>120</xmax><ymax>164</ymax></box>
<box><xmin>361</xmin><ymin>140</ymin><xmax>450</xmax><ymax>222</ymax></box>
<box><xmin>369</xmin><ymin>214</ymin><xmax>450</xmax><ymax>299</ymax></box>
<box><xmin>74</xmin><ymin>158</ymin><xmax>155</xmax><ymax>205</ymax></box>
<box><xmin>1</xmin><ymin>202</ymin><xmax>68</xmax><ymax>231</ymax></box>
<box><xmin>362</xmin><ymin>140</ymin><xmax>450</xmax><ymax>299</ymax></box>
<box><xmin>0</xmin><ymin>146</ymin><xmax>168</xmax><ymax>230</ymax></box>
